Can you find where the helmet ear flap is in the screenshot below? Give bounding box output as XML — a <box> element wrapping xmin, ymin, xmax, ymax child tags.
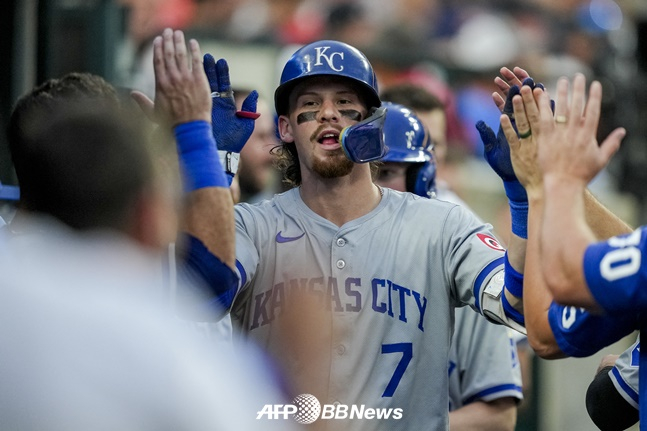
<box><xmin>413</xmin><ymin>160</ymin><xmax>437</xmax><ymax>199</ymax></box>
<box><xmin>406</xmin><ymin>161</ymin><xmax>437</xmax><ymax>199</ymax></box>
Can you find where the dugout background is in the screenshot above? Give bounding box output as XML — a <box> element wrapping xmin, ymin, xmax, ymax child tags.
<box><xmin>2</xmin><ymin>1</ymin><xmax>647</xmax><ymax>430</ymax></box>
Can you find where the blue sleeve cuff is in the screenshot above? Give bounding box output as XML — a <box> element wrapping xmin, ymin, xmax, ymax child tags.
<box><xmin>176</xmin><ymin>233</ymin><xmax>239</xmax><ymax>320</ymax></box>
<box><xmin>547</xmin><ymin>301</ymin><xmax>635</xmax><ymax>357</ymax></box>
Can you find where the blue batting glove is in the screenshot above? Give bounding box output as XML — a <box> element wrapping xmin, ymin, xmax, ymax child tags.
<box><xmin>203</xmin><ymin>54</ymin><xmax>260</xmax><ymax>183</ymax></box>
<box><xmin>475</xmin><ymin>84</ymin><xmax>527</xmax><ymax>200</ymax></box>
<box><xmin>476</xmin><ymin>80</ymin><xmax>531</xmax><ymax>238</ymax></box>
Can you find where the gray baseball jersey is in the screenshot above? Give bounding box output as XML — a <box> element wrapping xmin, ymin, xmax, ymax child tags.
<box><xmin>609</xmin><ymin>336</ymin><xmax>639</xmax><ymax>410</ymax></box>
<box><xmin>448</xmin><ymin>306</ymin><xmax>523</xmax><ymax>410</ymax></box>
<box><xmin>438</xmin><ymin>184</ymin><xmax>526</xmax><ymax>411</ymax></box>
<box><xmin>231</xmin><ymin>187</ymin><xmax>510</xmax><ymax>431</ymax></box>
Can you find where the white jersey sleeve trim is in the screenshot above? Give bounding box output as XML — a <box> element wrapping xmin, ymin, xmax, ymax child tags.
<box><xmin>609</xmin><ymin>366</ymin><xmax>639</xmax><ymax>409</ymax></box>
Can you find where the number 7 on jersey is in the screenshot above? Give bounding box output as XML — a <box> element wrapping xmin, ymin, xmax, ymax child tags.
<box><xmin>381</xmin><ymin>343</ymin><xmax>413</xmax><ymax>397</ymax></box>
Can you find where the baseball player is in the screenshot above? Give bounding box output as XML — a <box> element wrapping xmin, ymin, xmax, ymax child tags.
<box><xmin>376</xmin><ymin>102</ymin><xmax>523</xmax><ymax>430</ymax></box>
<box><xmin>449</xmin><ymin>308</ymin><xmax>522</xmax><ymax>428</ymax></box>
<box><xmin>0</xmin><ymin>73</ymin><xmax>293</xmax><ymax>430</ymax></box>
<box><xmin>586</xmin><ymin>336</ymin><xmax>640</xmax><ymax>430</ymax></box>
<box><xmin>164</xmin><ymin>33</ymin><xmax>530</xmax><ymax>430</ymax></box>
<box><xmin>496</xmin><ymin>71</ymin><xmax>647</xmax><ymax>427</ymax></box>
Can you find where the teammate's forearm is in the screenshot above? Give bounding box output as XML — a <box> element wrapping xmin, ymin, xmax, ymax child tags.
<box><xmin>523</xmin><ymin>193</ymin><xmax>565</xmax><ymax>358</ymax></box>
<box><xmin>449</xmin><ymin>399</ymin><xmax>517</xmax><ymax>431</ymax></box>
<box><xmin>501</xmin><ymin>218</ymin><xmax>527</xmax><ymax>320</ymax></box>
<box><xmin>175</xmin><ymin>121</ymin><xmax>237</xmax><ymax>270</ymax></box>
<box><xmin>541</xmin><ymin>178</ymin><xmax>596</xmax><ymax>307</ymax></box>
<box><xmin>584</xmin><ymin>189</ymin><xmax>633</xmax><ymax>239</ymax></box>
<box><xmin>183</xmin><ymin>187</ymin><xmax>236</xmax><ymax>269</ymax></box>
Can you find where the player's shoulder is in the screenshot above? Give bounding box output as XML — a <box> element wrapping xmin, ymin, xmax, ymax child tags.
<box><xmin>383</xmin><ymin>187</ymin><xmax>459</xmax><ymax>212</ymax></box>
<box><xmin>235</xmin><ymin>189</ymin><xmax>296</xmax><ymax>216</ymax></box>
<box><xmin>234</xmin><ymin>189</ymin><xmax>310</xmax><ymax>238</ymax></box>
<box><xmin>383</xmin><ymin>188</ymin><xmax>482</xmax><ymax>229</ymax></box>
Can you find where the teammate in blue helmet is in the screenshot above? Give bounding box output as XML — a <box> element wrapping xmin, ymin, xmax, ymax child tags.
<box><xmin>376</xmin><ymin>102</ymin><xmax>436</xmax><ymax>198</ymax></box>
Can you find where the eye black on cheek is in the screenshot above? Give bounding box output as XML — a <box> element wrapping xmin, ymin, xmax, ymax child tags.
<box><xmin>297</xmin><ymin>111</ymin><xmax>318</xmax><ymax>124</ymax></box>
<box><xmin>339</xmin><ymin>110</ymin><xmax>362</xmax><ymax>121</ymax></box>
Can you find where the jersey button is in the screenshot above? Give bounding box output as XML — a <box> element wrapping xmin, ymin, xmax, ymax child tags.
<box><xmin>336</xmin><ymin>259</ymin><xmax>345</xmax><ymax>269</ymax></box>
<box><xmin>336</xmin><ymin>238</ymin><xmax>346</xmax><ymax>247</ymax></box>
<box><xmin>336</xmin><ymin>345</ymin><xmax>346</xmax><ymax>355</ymax></box>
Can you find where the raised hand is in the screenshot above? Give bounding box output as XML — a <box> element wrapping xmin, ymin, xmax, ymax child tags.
<box><xmin>203</xmin><ymin>54</ymin><xmax>260</xmax><ymax>183</ymax></box>
<box><xmin>535</xmin><ymin>74</ymin><xmax>625</xmax><ymax>187</ymax></box>
<box><xmin>475</xmin><ymin>67</ymin><xmax>547</xmax><ymax>239</ymax></box>
<box><xmin>203</xmin><ymin>54</ymin><xmax>259</xmax><ymax>153</ymax></box>
<box><xmin>499</xmin><ymin>84</ymin><xmax>544</xmax><ymax>196</ymax></box>
<box><xmin>492</xmin><ymin>66</ymin><xmax>531</xmax><ymax>113</ymax></box>
<box><xmin>149</xmin><ymin>28</ymin><xmax>212</xmax><ymax>127</ymax></box>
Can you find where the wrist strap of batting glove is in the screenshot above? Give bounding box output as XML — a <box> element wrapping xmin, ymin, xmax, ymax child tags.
<box><xmin>218</xmin><ymin>150</ymin><xmax>239</xmax><ymax>186</ymax></box>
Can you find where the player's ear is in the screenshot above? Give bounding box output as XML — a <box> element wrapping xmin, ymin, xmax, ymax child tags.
<box><xmin>277</xmin><ymin>115</ymin><xmax>294</xmax><ymax>143</ymax></box>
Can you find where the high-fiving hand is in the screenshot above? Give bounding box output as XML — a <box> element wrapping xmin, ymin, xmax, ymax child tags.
<box><xmin>501</xmin><ymin>73</ymin><xmax>626</xmax><ymax>192</ymax></box>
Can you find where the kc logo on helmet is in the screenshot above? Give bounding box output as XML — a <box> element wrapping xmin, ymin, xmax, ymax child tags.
<box><xmin>314</xmin><ymin>47</ymin><xmax>344</xmax><ymax>72</ymax></box>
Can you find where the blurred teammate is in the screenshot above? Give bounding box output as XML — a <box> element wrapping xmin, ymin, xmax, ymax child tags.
<box><xmin>376</xmin><ymin>102</ymin><xmax>522</xmax><ymax>431</ymax></box>
<box><xmin>0</xmin><ymin>38</ymin><xmax>292</xmax><ymax>429</ymax></box>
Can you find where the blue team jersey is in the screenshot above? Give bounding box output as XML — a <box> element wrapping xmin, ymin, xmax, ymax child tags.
<box><xmin>581</xmin><ymin>227</ymin><xmax>647</xmax><ymax>430</ymax></box>
<box><xmin>547</xmin><ymin>302</ymin><xmax>635</xmax><ymax>357</ymax></box>
<box><xmin>584</xmin><ymin>228</ymin><xmax>647</xmax><ymax>315</ymax></box>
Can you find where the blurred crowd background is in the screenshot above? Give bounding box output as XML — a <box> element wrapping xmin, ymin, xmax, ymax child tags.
<box><xmin>2</xmin><ymin>0</ymin><xmax>647</xmax><ymax>429</ymax></box>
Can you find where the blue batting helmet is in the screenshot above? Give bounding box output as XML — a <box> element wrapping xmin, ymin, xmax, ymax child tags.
<box><xmin>274</xmin><ymin>40</ymin><xmax>380</xmax><ymax>116</ymax></box>
<box><xmin>381</xmin><ymin>102</ymin><xmax>436</xmax><ymax>198</ymax></box>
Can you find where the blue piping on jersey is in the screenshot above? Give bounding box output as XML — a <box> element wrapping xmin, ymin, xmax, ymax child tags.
<box><xmin>611</xmin><ymin>366</ymin><xmax>639</xmax><ymax>407</ymax></box>
<box><xmin>463</xmin><ymin>384</ymin><xmax>523</xmax><ymax>405</ymax></box>
<box><xmin>236</xmin><ymin>259</ymin><xmax>247</xmax><ymax>287</ymax></box>
<box><xmin>473</xmin><ymin>256</ymin><xmax>505</xmax><ymax>312</ymax></box>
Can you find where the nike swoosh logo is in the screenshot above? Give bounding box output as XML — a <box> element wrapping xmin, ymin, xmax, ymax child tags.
<box><xmin>275</xmin><ymin>231</ymin><xmax>305</xmax><ymax>243</ymax></box>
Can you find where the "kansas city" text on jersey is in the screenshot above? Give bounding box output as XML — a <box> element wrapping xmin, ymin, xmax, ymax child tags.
<box><xmin>249</xmin><ymin>277</ymin><xmax>428</xmax><ymax>331</ymax></box>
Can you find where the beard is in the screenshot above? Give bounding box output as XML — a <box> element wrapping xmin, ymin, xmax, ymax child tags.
<box><xmin>312</xmin><ymin>149</ymin><xmax>354</xmax><ymax>178</ymax></box>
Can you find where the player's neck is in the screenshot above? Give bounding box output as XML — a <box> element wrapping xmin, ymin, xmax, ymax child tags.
<box><xmin>299</xmin><ymin>175</ymin><xmax>382</xmax><ymax>227</ymax></box>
